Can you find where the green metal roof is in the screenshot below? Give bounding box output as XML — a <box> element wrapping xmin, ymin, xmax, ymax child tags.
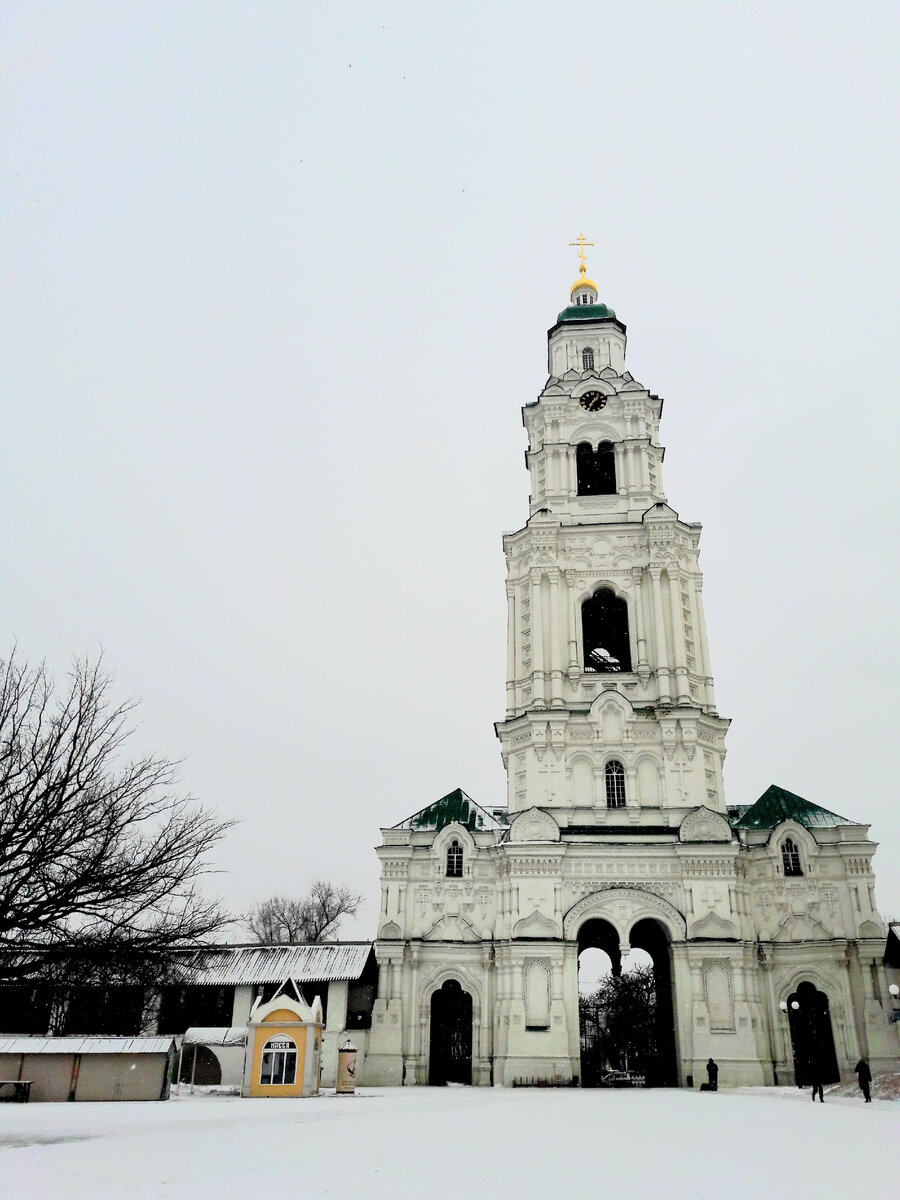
<box><xmin>732</xmin><ymin>784</ymin><xmax>849</xmax><ymax>830</ymax></box>
<box><xmin>556</xmin><ymin>302</ymin><xmax>616</xmax><ymax>322</ymax></box>
<box><xmin>393</xmin><ymin>788</ymin><xmax>505</xmax><ymax>833</ymax></box>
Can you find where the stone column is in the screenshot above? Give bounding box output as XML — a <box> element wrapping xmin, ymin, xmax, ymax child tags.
<box><xmin>565</xmin><ymin>571</ymin><xmax>579</xmax><ymax>672</ymax></box>
<box><xmin>506</xmin><ymin>585</ymin><xmax>516</xmax><ymax>717</ymax></box>
<box><xmin>548</xmin><ymin>570</ymin><xmax>563</xmax><ymax>707</ymax></box>
<box><xmin>667</xmin><ymin>568</ymin><xmax>690</xmax><ymax>704</ymax></box>
<box><xmin>531</xmin><ymin>573</ymin><xmax>545</xmax><ymax>707</ymax></box>
<box><xmin>649</xmin><ymin>567</ymin><xmax>672</xmax><ymax>703</ymax></box>
<box><xmin>694</xmin><ymin>577</ymin><xmax>715</xmax><ymax>710</ymax></box>
<box><xmin>615</xmin><ymin>443</ymin><xmax>627</xmax><ymax>494</ymax></box>
<box><xmin>631</xmin><ymin>567</ymin><xmax>648</xmax><ymax>670</ymax></box>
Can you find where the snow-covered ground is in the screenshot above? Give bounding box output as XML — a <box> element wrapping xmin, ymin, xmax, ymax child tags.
<box><xmin>3</xmin><ymin>1086</ymin><xmax>897</xmax><ymax>1199</ymax></box>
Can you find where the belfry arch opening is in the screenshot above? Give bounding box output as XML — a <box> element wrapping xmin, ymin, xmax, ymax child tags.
<box><xmin>576</xmin><ymin>441</ymin><xmax>616</xmax><ymax>496</ymax></box>
<box><xmin>582</xmin><ymin>587</ymin><xmax>632</xmax><ymax>673</ymax></box>
<box><xmin>577</xmin><ymin>916</ymin><xmax>678</xmax><ymax>1088</ymax></box>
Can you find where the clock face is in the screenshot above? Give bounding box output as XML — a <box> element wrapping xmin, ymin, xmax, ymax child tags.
<box><xmin>580</xmin><ymin>390</ymin><xmax>607</xmax><ymax>412</ymax></box>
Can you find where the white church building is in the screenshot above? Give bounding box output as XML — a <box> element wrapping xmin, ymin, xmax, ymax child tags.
<box><xmin>363</xmin><ymin>251</ymin><xmax>899</xmax><ymax>1088</ymax></box>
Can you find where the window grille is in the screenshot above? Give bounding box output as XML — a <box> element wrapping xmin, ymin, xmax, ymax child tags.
<box><xmin>446</xmin><ymin>839</ymin><xmax>463</xmax><ymax>878</ymax></box>
<box><xmin>582</xmin><ymin>347</ymin><xmax>594</xmax><ymax>371</ymax></box>
<box><xmin>782</xmin><ymin>838</ymin><xmax>803</xmax><ymax>876</ymax></box>
<box><xmin>605</xmin><ymin>760</ymin><xmax>626</xmax><ymax>808</ymax></box>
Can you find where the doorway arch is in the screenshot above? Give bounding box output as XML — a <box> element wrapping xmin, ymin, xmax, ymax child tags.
<box><xmin>786</xmin><ymin>981</ymin><xmax>839</xmax><ymax>1085</ymax></box>
<box><xmin>429</xmin><ymin>979</ymin><xmax>473</xmax><ymax>1086</ymax></box>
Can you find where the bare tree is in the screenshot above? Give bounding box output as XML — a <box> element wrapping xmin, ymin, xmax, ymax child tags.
<box><xmin>0</xmin><ymin>652</ymin><xmax>234</xmax><ymax>985</ymax></box>
<box><xmin>247</xmin><ymin>881</ymin><xmax>362</xmax><ymax>944</ymax></box>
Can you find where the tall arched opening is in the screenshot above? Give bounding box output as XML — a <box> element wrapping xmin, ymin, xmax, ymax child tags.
<box><xmin>577</xmin><ymin>918</ymin><xmax>620</xmax><ymax>1087</ymax></box>
<box><xmin>428</xmin><ymin>979</ymin><xmax>472</xmax><ymax>1086</ymax></box>
<box><xmin>786</xmin><ymin>981</ymin><xmax>839</xmax><ymax>1086</ymax></box>
<box><xmin>629</xmin><ymin>918</ymin><xmax>678</xmax><ymax>1087</ymax></box>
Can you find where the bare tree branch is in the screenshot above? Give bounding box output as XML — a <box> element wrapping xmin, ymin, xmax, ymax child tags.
<box><xmin>246</xmin><ymin>881</ymin><xmax>362</xmax><ymax>944</ymax></box>
<box><xmin>0</xmin><ymin>651</ymin><xmax>235</xmax><ymax>985</ymax></box>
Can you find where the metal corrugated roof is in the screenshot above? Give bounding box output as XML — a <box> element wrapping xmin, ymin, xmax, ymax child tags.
<box><xmin>733</xmin><ymin>784</ymin><xmax>849</xmax><ymax>830</ymax></box>
<box><xmin>186</xmin><ymin>942</ymin><xmax>373</xmax><ymax>986</ymax></box>
<box><xmin>0</xmin><ymin>1036</ymin><xmax>174</xmax><ymax>1056</ymax></box>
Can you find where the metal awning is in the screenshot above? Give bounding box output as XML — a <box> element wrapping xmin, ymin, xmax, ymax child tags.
<box><xmin>182</xmin><ymin>1026</ymin><xmax>248</xmax><ymax>1047</ymax></box>
<box><xmin>0</xmin><ymin>1036</ymin><xmax>174</xmax><ymax>1055</ymax></box>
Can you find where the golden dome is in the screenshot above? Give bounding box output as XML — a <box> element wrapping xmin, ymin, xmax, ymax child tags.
<box><xmin>571</xmin><ymin>274</ymin><xmax>600</xmax><ymax>296</ymax></box>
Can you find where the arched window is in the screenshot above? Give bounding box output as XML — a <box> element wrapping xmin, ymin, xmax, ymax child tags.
<box><xmin>582</xmin><ymin>587</ymin><xmax>632</xmax><ymax>672</ymax></box>
<box><xmin>605</xmin><ymin>760</ymin><xmax>626</xmax><ymax>808</ymax></box>
<box><xmin>582</xmin><ymin>347</ymin><xmax>594</xmax><ymax>371</ymax></box>
<box><xmin>781</xmin><ymin>838</ymin><xmax>803</xmax><ymax>876</ymax></box>
<box><xmin>259</xmin><ymin>1036</ymin><xmax>297</xmax><ymax>1086</ymax></box>
<box><xmin>446</xmin><ymin>839</ymin><xmax>463</xmax><ymax>878</ymax></box>
<box><xmin>576</xmin><ymin>441</ymin><xmax>616</xmax><ymax>496</ymax></box>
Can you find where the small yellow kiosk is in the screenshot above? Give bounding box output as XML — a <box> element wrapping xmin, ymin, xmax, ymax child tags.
<box><xmin>242</xmin><ymin>977</ymin><xmax>323</xmax><ymax>1098</ymax></box>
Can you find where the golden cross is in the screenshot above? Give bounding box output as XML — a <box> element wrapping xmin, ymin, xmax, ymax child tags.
<box><xmin>569</xmin><ymin>234</ymin><xmax>594</xmax><ymax>275</ymax></box>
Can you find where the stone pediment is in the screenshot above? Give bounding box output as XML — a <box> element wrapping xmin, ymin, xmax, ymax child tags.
<box><xmin>508</xmin><ymin>807</ymin><xmax>561</xmax><ymax>844</ymax></box>
<box><xmin>689</xmin><ymin>911</ymin><xmax>739</xmax><ymax>940</ymax></box>
<box><xmin>378</xmin><ymin>921</ymin><xmax>402</xmax><ymax>940</ymax></box>
<box><xmin>512</xmin><ymin>909</ymin><xmax>562</xmax><ymax>939</ymax></box>
<box><xmin>642</xmin><ymin>502</ymin><xmax>679</xmax><ymax>523</ymax></box>
<box><xmin>858</xmin><ymin>920</ymin><xmax>884</xmax><ymax>939</ymax></box>
<box><xmin>422</xmin><ymin>914</ymin><xmax>480</xmax><ymax>942</ymax></box>
<box><xmin>679</xmin><ymin>807</ymin><xmax>733</xmax><ymax>844</ymax></box>
<box><xmin>560</xmin><ymin>368</ymin><xmax>581</xmax><ymax>381</ymax></box>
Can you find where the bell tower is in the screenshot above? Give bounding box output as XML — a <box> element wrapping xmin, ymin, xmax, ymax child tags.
<box><xmin>495</xmin><ymin>243</ymin><xmax>731</xmax><ymax>821</ymax></box>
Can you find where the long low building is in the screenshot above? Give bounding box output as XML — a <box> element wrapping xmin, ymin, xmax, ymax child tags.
<box><xmin>0</xmin><ymin>1036</ymin><xmax>175</xmax><ymax>1102</ymax></box>
<box><xmin>0</xmin><ymin>942</ymin><xmax>378</xmax><ymax>1090</ymax></box>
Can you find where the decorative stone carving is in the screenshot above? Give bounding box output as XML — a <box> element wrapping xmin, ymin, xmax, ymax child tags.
<box><xmin>679</xmin><ymin>806</ymin><xmax>733</xmax><ymax>843</ymax></box>
<box><xmin>689</xmin><ymin>911</ymin><xmax>739</xmax><ymax>940</ymax></box>
<box><xmin>508</xmin><ymin>807</ymin><xmax>561</xmax><ymax>843</ymax></box>
<box><xmin>563</xmin><ymin>885</ymin><xmax>687</xmax><ymax>941</ymax></box>
<box><xmin>422</xmin><ymin>914</ymin><xmax>481</xmax><ymax>942</ymax></box>
<box><xmin>702</xmin><ymin>960</ymin><xmax>736</xmax><ymax>1031</ymax></box>
<box><xmin>513</xmin><ymin>910</ymin><xmax>561</xmax><ymax>939</ymax></box>
<box><xmin>378</xmin><ymin>921</ymin><xmax>402</xmax><ymax>940</ymax></box>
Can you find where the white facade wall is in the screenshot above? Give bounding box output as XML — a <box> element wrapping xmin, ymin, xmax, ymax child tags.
<box><xmin>365</xmin><ymin>287</ymin><xmax>900</xmax><ymax>1089</ymax></box>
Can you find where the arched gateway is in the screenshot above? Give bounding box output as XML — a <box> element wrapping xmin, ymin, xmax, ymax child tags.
<box><xmin>429</xmin><ymin>980</ymin><xmax>473</xmax><ymax>1086</ymax></box>
<box><xmin>365</xmin><ymin>261</ymin><xmax>894</xmax><ymax>1092</ymax></box>
<box><xmin>571</xmin><ymin>890</ymin><xmax>683</xmax><ymax>1088</ymax></box>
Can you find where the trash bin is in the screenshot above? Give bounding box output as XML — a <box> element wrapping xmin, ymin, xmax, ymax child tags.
<box><xmin>336</xmin><ymin>1039</ymin><xmax>358</xmax><ymax>1094</ymax></box>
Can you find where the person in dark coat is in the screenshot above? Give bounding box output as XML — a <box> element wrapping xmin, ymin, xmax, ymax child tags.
<box><xmin>706</xmin><ymin>1058</ymin><xmax>719</xmax><ymax>1091</ymax></box>
<box><xmin>809</xmin><ymin>1061</ymin><xmax>824</xmax><ymax>1102</ymax></box>
<box><xmin>855</xmin><ymin>1058</ymin><xmax>872</xmax><ymax>1102</ymax></box>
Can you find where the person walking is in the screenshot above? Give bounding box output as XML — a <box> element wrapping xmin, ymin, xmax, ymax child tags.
<box><xmin>809</xmin><ymin>1061</ymin><xmax>824</xmax><ymax>1102</ymax></box>
<box><xmin>706</xmin><ymin>1058</ymin><xmax>719</xmax><ymax>1091</ymax></box>
<box><xmin>855</xmin><ymin>1057</ymin><xmax>872</xmax><ymax>1102</ymax></box>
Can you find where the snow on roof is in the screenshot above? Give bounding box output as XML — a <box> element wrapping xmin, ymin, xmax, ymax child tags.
<box><xmin>182</xmin><ymin>1026</ymin><xmax>248</xmax><ymax>1046</ymax></box>
<box><xmin>0</xmin><ymin>1036</ymin><xmax>174</xmax><ymax>1056</ymax></box>
<box><xmin>185</xmin><ymin>942</ymin><xmax>373</xmax><ymax>986</ymax></box>
<box><xmin>393</xmin><ymin>788</ymin><xmax>506</xmax><ymax>832</ymax></box>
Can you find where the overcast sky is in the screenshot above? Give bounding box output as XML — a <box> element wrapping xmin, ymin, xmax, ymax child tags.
<box><xmin>3</xmin><ymin>1</ymin><xmax>899</xmax><ymax>931</ymax></box>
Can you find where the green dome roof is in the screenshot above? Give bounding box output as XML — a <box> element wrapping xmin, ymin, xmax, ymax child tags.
<box><xmin>556</xmin><ymin>302</ymin><xmax>616</xmax><ymax>322</ymax></box>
